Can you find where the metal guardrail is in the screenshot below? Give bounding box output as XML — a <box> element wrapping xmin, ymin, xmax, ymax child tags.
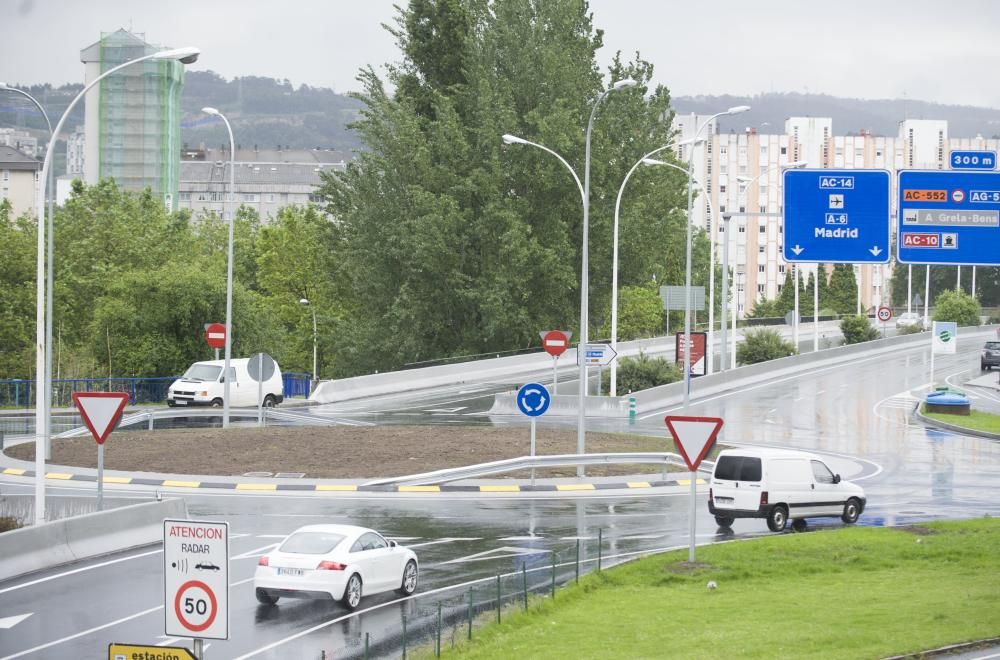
<box><xmin>53</xmin><ymin>407</ymin><xmax>266</xmax><ymax>438</ymax></box>
<box><xmin>364</xmin><ymin>453</ymin><xmax>714</xmax><ymax>487</ymax></box>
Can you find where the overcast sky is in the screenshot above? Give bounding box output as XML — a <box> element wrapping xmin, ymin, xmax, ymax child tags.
<box><xmin>7</xmin><ymin>0</ymin><xmax>1000</xmax><ymax>108</ymax></box>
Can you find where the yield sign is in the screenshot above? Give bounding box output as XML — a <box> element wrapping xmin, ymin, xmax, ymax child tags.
<box><xmin>664</xmin><ymin>415</ymin><xmax>724</xmax><ymax>471</ymax></box>
<box><xmin>72</xmin><ymin>392</ymin><xmax>130</xmax><ymax>445</ymax></box>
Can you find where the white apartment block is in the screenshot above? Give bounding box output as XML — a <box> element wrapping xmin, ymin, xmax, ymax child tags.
<box><xmin>66</xmin><ymin>126</ymin><xmax>86</xmax><ymax>176</ymax></box>
<box><xmin>677</xmin><ymin>116</ymin><xmax>984</xmax><ymax>318</ymax></box>
<box><xmin>0</xmin><ymin>128</ymin><xmax>38</xmax><ymax>158</ymax></box>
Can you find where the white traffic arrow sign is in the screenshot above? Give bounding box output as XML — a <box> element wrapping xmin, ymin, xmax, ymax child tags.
<box><xmin>791</xmin><ymin>245</ymin><xmax>804</xmax><ymax>256</ymax></box>
<box><xmin>0</xmin><ymin>613</ymin><xmax>32</xmax><ymax>629</ymax></box>
<box><xmin>869</xmin><ymin>246</ymin><xmax>883</xmax><ymax>256</ymax></box>
<box><xmin>664</xmin><ymin>415</ymin><xmax>724</xmax><ymax>472</ymax></box>
<box><xmin>581</xmin><ymin>343</ymin><xmax>617</xmax><ymax>367</ymax></box>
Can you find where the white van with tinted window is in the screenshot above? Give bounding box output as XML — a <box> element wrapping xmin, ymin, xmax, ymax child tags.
<box><xmin>167</xmin><ymin>358</ymin><xmax>284</xmax><ymax>408</ymax></box>
<box><xmin>708</xmin><ymin>447</ymin><xmax>866</xmax><ymax>532</ymax></box>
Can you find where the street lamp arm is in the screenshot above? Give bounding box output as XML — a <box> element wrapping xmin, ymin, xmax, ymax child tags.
<box><xmin>505</xmin><ymin>136</ymin><xmax>585</xmax><ymax>208</ymax></box>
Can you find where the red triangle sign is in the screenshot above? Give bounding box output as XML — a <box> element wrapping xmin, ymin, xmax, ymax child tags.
<box><xmin>665</xmin><ymin>415</ymin><xmax>724</xmax><ymax>471</ymax></box>
<box><xmin>72</xmin><ymin>392</ymin><xmax>130</xmax><ymax>445</ymax></box>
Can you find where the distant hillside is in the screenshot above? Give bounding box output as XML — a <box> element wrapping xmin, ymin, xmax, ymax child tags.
<box><xmin>675</xmin><ymin>92</ymin><xmax>1000</xmax><ymax>138</ymax></box>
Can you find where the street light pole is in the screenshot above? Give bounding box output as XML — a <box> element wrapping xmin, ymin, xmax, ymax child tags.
<box><xmin>300</xmin><ymin>298</ymin><xmax>318</xmax><ymax>381</ymax></box>
<box><xmin>202</xmin><ymin>107</ymin><xmax>235</xmax><ymax>428</ymax></box>
<box><xmin>26</xmin><ymin>46</ymin><xmax>199</xmax><ymax>524</ymax></box>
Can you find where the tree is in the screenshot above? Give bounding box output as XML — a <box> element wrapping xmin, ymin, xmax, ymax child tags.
<box><xmin>748</xmin><ymin>297</ymin><xmax>781</xmax><ymax>319</ymax></box>
<box><xmin>932</xmin><ymin>289</ymin><xmax>981</xmax><ymax>327</ymax></box>
<box><xmin>606</xmin><ymin>286</ymin><xmax>664</xmax><ymax>341</ymax></box>
<box><xmin>776</xmin><ymin>268</ymin><xmax>796</xmax><ymax>316</ymax></box>
<box><xmin>737</xmin><ymin>328</ymin><xmax>797</xmax><ymax>365</ymax></box>
<box><xmin>0</xmin><ymin>200</ymin><xmax>37</xmax><ymax>378</ymax></box>
<box><xmin>827</xmin><ymin>263</ymin><xmax>858</xmax><ymax>315</ymax></box>
<box><xmin>840</xmin><ymin>314</ymin><xmax>878</xmax><ymax>344</ymax></box>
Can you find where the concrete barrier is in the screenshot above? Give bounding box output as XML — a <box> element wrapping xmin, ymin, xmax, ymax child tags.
<box><xmin>0</xmin><ymin>498</ymin><xmax>187</xmax><ymax>582</ymax></box>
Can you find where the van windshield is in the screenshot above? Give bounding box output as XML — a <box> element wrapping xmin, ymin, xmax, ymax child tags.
<box><xmin>182</xmin><ymin>364</ymin><xmax>223</xmax><ymax>381</ymax></box>
<box><xmin>714</xmin><ymin>456</ymin><xmax>762</xmax><ymax>482</ymax></box>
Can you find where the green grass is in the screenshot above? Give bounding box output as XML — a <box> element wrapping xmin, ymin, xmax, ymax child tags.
<box><xmin>441</xmin><ymin>519</ymin><xmax>1000</xmax><ymax>659</ymax></box>
<box><xmin>923</xmin><ymin>405</ymin><xmax>1000</xmax><ymax>434</ymax></box>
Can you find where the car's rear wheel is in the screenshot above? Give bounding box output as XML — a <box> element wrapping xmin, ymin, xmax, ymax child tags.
<box><xmin>211</xmin><ymin>398</ymin><xmax>223</xmax><ymax>408</ymax></box>
<box><xmin>766</xmin><ymin>505</ymin><xmax>788</xmax><ymax>532</ymax></box>
<box><xmin>791</xmin><ymin>519</ymin><xmax>808</xmax><ymax>532</ymax></box>
<box><xmin>255</xmin><ymin>588</ymin><xmax>278</xmax><ymax>605</ymax></box>
<box><xmin>714</xmin><ymin>515</ymin><xmax>734</xmax><ymax>528</ymax></box>
<box><xmin>342</xmin><ymin>574</ymin><xmax>362</xmax><ymax>610</ymax></box>
<box><xmin>396</xmin><ymin>560</ymin><xmax>418</xmax><ymax>596</ymax></box>
<box><xmin>841</xmin><ymin>498</ymin><xmax>862</xmax><ymax>524</ymax></box>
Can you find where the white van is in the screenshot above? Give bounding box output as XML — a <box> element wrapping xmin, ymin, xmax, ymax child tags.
<box><xmin>708</xmin><ymin>447</ymin><xmax>866</xmax><ymax>532</ymax></box>
<box><xmin>167</xmin><ymin>358</ymin><xmax>284</xmax><ymax>408</ymax></box>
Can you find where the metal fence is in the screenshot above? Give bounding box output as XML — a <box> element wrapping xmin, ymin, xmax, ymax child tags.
<box><xmin>0</xmin><ymin>372</ymin><xmax>313</xmax><ymax>410</ymax></box>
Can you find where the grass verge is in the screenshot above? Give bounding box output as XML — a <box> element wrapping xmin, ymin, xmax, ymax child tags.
<box><xmin>923</xmin><ymin>405</ymin><xmax>1000</xmax><ymax>434</ymax></box>
<box><xmin>440</xmin><ymin>519</ymin><xmax>1000</xmax><ymax>659</ymax></box>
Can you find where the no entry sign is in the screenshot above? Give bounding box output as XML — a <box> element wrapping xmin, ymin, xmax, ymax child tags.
<box><xmin>205</xmin><ymin>323</ymin><xmax>226</xmax><ymax>349</ymax></box>
<box><xmin>542</xmin><ymin>330</ymin><xmax>569</xmax><ymax>357</ymax></box>
<box><xmin>164</xmin><ymin>519</ymin><xmax>229</xmax><ymax>640</ymax></box>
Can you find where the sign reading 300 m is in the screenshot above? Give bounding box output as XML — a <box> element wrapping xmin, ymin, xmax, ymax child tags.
<box><xmin>898</xmin><ymin>170</ymin><xmax>1000</xmax><ymax>266</ymax></box>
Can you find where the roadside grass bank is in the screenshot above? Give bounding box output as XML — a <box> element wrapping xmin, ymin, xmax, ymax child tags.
<box><xmin>923</xmin><ymin>405</ymin><xmax>1000</xmax><ymax>435</ymax></box>
<box><xmin>436</xmin><ymin>518</ymin><xmax>1000</xmax><ymax>659</ymax></box>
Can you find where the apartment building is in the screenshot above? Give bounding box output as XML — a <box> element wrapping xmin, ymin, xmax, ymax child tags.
<box><xmin>0</xmin><ymin>128</ymin><xmax>38</xmax><ymax>158</ymax></box>
<box><xmin>0</xmin><ymin>145</ymin><xmax>41</xmax><ymax>217</ymax></box>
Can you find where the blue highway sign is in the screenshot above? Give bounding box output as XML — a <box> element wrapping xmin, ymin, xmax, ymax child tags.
<box><xmin>782</xmin><ymin>169</ymin><xmax>891</xmax><ymax>263</ymax></box>
<box><xmin>950</xmin><ymin>150</ymin><xmax>996</xmax><ymax>170</ymax></box>
<box><xmin>898</xmin><ymin>170</ymin><xmax>1000</xmax><ymax>265</ymax></box>
<box><xmin>516</xmin><ymin>383</ymin><xmax>550</xmax><ymax>417</ymax></box>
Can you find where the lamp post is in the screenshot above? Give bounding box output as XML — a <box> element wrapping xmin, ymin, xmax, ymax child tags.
<box><xmin>27</xmin><ymin>46</ymin><xmax>199</xmax><ymax>524</ymax></box>
<box><xmin>1</xmin><ymin>84</ymin><xmax>54</xmax><ymax>461</ymax></box>
<box><xmin>201</xmin><ymin>107</ymin><xmax>236</xmax><ymax>428</ymax></box>
<box><xmin>502</xmin><ymin>76</ymin><xmax>635</xmax><ymax>477</ymax></box>
<box><xmin>299</xmin><ymin>298</ymin><xmax>318</xmax><ymax>382</ymax></box>
<box><xmin>682</xmin><ymin>106</ymin><xmax>749</xmax><ymax>409</ymax></box>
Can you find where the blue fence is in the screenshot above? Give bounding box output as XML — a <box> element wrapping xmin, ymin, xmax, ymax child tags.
<box><xmin>0</xmin><ymin>372</ymin><xmax>313</xmax><ymax>409</ymax></box>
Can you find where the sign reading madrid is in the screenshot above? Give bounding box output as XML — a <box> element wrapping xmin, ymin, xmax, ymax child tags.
<box><xmin>164</xmin><ymin>519</ymin><xmax>229</xmax><ymax>640</ymax></box>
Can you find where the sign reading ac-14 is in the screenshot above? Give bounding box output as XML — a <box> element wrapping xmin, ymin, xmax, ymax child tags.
<box><xmin>898</xmin><ymin>170</ymin><xmax>1000</xmax><ymax>266</ymax></box>
<box><xmin>783</xmin><ymin>169</ymin><xmax>891</xmax><ymax>263</ymax></box>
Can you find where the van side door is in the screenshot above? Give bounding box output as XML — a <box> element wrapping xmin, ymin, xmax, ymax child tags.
<box><xmin>770</xmin><ymin>458</ymin><xmax>817</xmax><ymax>518</ymax></box>
<box><xmin>810</xmin><ymin>460</ymin><xmax>843</xmax><ymax>516</ymax></box>
<box><xmin>221</xmin><ymin>366</ymin><xmax>246</xmax><ymax>407</ymax></box>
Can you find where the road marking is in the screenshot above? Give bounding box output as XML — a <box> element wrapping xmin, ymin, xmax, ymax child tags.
<box><xmin>440</xmin><ymin>546</ymin><xmax>548</xmax><ymax>565</ymax></box>
<box><xmin>45</xmin><ymin>473</ymin><xmax>72</xmax><ymax>480</ymax></box>
<box><xmin>102</xmin><ymin>476</ymin><xmax>131</xmax><ymax>484</ymax></box>
<box><xmin>315</xmin><ymin>484</ymin><xmax>358</xmax><ymax>492</ymax></box>
<box><xmin>480</xmin><ymin>485</ymin><xmax>520</xmax><ymax>492</ymax></box>
<box><xmin>0</xmin><ymin>613</ymin><xmax>32</xmax><ymax>629</ymax></box>
<box><xmin>398</xmin><ymin>485</ymin><xmax>441</xmax><ymax>492</ymax></box>
<box><xmin>232</xmin><ymin>543</ymin><xmax>279</xmax><ymax>560</ymax></box>
<box><xmin>0</xmin><ymin>548</ymin><xmax>162</xmax><ymax>595</ymax></box>
<box><xmin>255</xmin><ymin>534</ymin><xmax>290</xmax><ymax>539</ymax></box>
<box><xmin>426</xmin><ymin>407</ymin><xmax>467</xmax><ymax>413</ymax></box>
<box><xmin>556</xmin><ymin>484</ymin><xmax>595</xmax><ymax>491</ymax></box>
<box><xmin>1</xmin><ymin>605</ymin><xmax>162</xmax><ymax>659</ymax></box>
<box><xmin>161</xmin><ymin>480</ymin><xmax>200</xmax><ymax>488</ymax></box>
<box><xmin>406</xmin><ymin>537</ymin><xmax>482</xmax><ymax>549</ymax></box>
<box><xmin>499</xmin><ymin>536</ymin><xmax>544</xmax><ymax>541</ymax></box>
<box><xmin>236</xmin><ymin>483</ymin><xmax>278</xmax><ymax>491</ymax></box>
<box><xmin>627</xmin><ymin>482</ymin><xmax>651</xmax><ymax>489</ymax></box>
<box><xmin>2</xmin><ymin>468</ymin><xmax>25</xmax><ymax>476</ymax></box>
<box><xmin>793</xmin><ymin>397</ymin><xmax>804</xmax><ymax>402</ymax></box>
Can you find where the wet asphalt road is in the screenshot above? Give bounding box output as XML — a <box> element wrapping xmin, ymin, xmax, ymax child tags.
<box><xmin>3</xmin><ymin>331</ymin><xmax>1000</xmax><ymax>658</ymax></box>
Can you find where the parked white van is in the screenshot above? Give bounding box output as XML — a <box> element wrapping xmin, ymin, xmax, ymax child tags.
<box><xmin>708</xmin><ymin>447</ymin><xmax>866</xmax><ymax>532</ymax></box>
<box><xmin>167</xmin><ymin>358</ymin><xmax>284</xmax><ymax>408</ymax></box>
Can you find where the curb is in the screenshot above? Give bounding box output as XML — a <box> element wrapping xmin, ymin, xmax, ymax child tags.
<box><xmin>0</xmin><ymin>467</ymin><xmax>705</xmax><ymax>494</ymax></box>
<box><xmin>912</xmin><ymin>403</ymin><xmax>1000</xmax><ymax>440</ymax></box>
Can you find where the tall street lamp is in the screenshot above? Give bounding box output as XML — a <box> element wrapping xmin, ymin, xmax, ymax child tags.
<box><xmin>682</xmin><ymin>106</ymin><xmax>749</xmax><ymax>409</ymax></box>
<box><xmin>201</xmin><ymin>107</ymin><xmax>236</xmax><ymax>428</ymax></box>
<box><xmin>501</xmin><ymin>76</ymin><xmax>635</xmax><ymax>477</ymax></box>
<box><xmin>610</xmin><ymin>147</ymin><xmax>710</xmax><ymax>396</ymax></box>
<box><xmin>299</xmin><ymin>298</ymin><xmax>318</xmax><ymax>382</ymax></box>
<box><xmin>1</xmin><ymin>84</ymin><xmax>54</xmax><ymax>461</ymax></box>
<box><xmin>27</xmin><ymin>46</ymin><xmax>199</xmax><ymax>524</ymax></box>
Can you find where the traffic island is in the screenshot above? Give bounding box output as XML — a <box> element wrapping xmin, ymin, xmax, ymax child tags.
<box><xmin>924</xmin><ymin>389</ymin><xmax>971</xmax><ymax>416</ymax></box>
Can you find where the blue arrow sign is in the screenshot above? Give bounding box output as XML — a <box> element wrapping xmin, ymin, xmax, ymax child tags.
<box><xmin>950</xmin><ymin>150</ymin><xmax>996</xmax><ymax>170</ymax></box>
<box><xmin>898</xmin><ymin>170</ymin><xmax>1000</xmax><ymax>265</ymax></box>
<box><xmin>516</xmin><ymin>383</ymin><xmax>550</xmax><ymax>417</ymax></box>
<box><xmin>782</xmin><ymin>169</ymin><xmax>891</xmax><ymax>263</ymax></box>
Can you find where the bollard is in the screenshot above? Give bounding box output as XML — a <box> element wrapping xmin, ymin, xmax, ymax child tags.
<box><xmin>575</xmin><ymin>539</ymin><xmax>580</xmax><ymax>583</ymax></box>
<box><xmin>468</xmin><ymin>588</ymin><xmax>473</xmax><ymax>640</ymax></box>
<box><xmin>436</xmin><ymin>602</ymin><xmax>442</xmax><ymax>657</ymax></box>
<box><xmin>598</xmin><ymin>528</ymin><xmax>603</xmax><ymax>572</ymax></box>
<box><xmin>551</xmin><ymin>553</ymin><xmax>556</xmax><ymax>598</ymax></box>
<box><xmin>364</xmin><ymin>633</ymin><xmax>369</xmax><ymax>659</ymax></box>
<box><xmin>402</xmin><ymin>614</ymin><xmax>407</xmax><ymax>659</ymax></box>
<box><xmin>496</xmin><ymin>574</ymin><xmax>501</xmax><ymax>623</ymax></box>
<box><xmin>628</xmin><ymin>395</ymin><xmax>636</xmax><ymax>420</ymax></box>
<box><xmin>522</xmin><ymin>563</ymin><xmax>528</xmax><ymax>610</ymax></box>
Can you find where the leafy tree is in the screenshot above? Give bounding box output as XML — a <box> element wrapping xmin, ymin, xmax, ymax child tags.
<box><xmin>605</xmin><ymin>286</ymin><xmax>663</xmax><ymax>341</ymax></box>
<box><xmin>776</xmin><ymin>268</ymin><xmax>796</xmax><ymax>316</ymax></box>
<box><xmin>827</xmin><ymin>263</ymin><xmax>858</xmax><ymax>315</ymax></box>
<box><xmin>748</xmin><ymin>297</ymin><xmax>782</xmax><ymax>319</ymax></box>
<box><xmin>932</xmin><ymin>289</ymin><xmax>981</xmax><ymax>327</ymax></box>
<box><xmin>601</xmin><ymin>352</ymin><xmax>680</xmax><ymax>393</ymax></box>
<box><xmin>737</xmin><ymin>328</ymin><xmax>797</xmax><ymax>365</ymax></box>
<box><xmin>0</xmin><ymin>201</ymin><xmax>37</xmax><ymax>378</ymax></box>
<box><xmin>839</xmin><ymin>314</ymin><xmax>879</xmax><ymax>344</ymax></box>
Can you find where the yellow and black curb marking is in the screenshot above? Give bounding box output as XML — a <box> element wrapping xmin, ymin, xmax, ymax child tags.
<box><xmin>1</xmin><ymin>467</ymin><xmax>705</xmax><ymax>493</ymax></box>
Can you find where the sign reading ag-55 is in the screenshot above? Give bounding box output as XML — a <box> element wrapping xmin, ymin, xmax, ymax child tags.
<box><xmin>783</xmin><ymin>169</ymin><xmax>891</xmax><ymax>263</ymax></box>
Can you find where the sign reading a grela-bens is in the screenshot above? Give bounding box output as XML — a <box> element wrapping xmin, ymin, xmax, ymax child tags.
<box><xmin>163</xmin><ymin>519</ymin><xmax>229</xmax><ymax>641</ymax></box>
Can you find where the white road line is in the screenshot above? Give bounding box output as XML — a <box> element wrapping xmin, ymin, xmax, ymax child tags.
<box><xmin>156</xmin><ymin>637</ymin><xmax>183</xmax><ymax>646</ymax></box>
<box><xmin>0</xmin><ymin>548</ymin><xmax>162</xmax><ymax>595</ymax></box>
<box><xmin>405</xmin><ymin>537</ymin><xmax>482</xmax><ymax>549</ymax></box>
<box><xmin>1</xmin><ymin>605</ymin><xmax>163</xmax><ymax>659</ymax></box>
<box><xmin>232</xmin><ymin>543</ymin><xmax>279</xmax><ymax>560</ymax></box>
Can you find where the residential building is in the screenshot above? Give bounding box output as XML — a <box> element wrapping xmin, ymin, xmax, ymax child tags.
<box><xmin>0</xmin><ymin>128</ymin><xmax>38</xmax><ymax>158</ymax></box>
<box><xmin>66</xmin><ymin>125</ymin><xmax>86</xmax><ymax>175</ymax></box>
<box><xmin>79</xmin><ymin>29</ymin><xmax>186</xmax><ymax>210</ymax></box>
<box><xmin>0</xmin><ymin>145</ymin><xmax>41</xmax><ymax>217</ymax></box>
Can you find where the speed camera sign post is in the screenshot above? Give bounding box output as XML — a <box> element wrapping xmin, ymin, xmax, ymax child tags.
<box><xmin>164</xmin><ymin>519</ymin><xmax>229</xmax><ymax>650</ymax></box>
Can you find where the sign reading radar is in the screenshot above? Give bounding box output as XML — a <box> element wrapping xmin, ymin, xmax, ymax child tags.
<box><xmin>109</xmin><ymin>642</ymin><xmax>195</xmax><ymax>660</ymax></box>
<box><xmin>932</xmin><ymin>321</ymin><xmax>958</xmax><ymax>355</ymax></box>
<box><xmin>163</xmin><ymin>519</ymin><xmax>229</xmax><ymax>640</ymax></box>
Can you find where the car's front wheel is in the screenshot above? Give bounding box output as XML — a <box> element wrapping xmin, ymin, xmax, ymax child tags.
<box><xmin>396</xmin><ymin>560</ymin><xmax>418</xmax><ymax>596</ymax></box>
<box><xmin>766</xmin><ymin>505</ymin><xmax>788</xmax><ymax>532</ymax></box>
<box><xmin>841</xmin><ymin>498</ymin><xmax>862</xmax><ymax>524</ymax></box>
<box><xmin>211</xmin><ymin>398</ymin><xmax>223</xmax><ymax>408</ymax></box>
<box><xmin>342</xmin><ymin>574</ymin><xmax>362</xmax><ymax>610</ymax></box>
<box><xmin>714</xmin><ymin>515</ymin><xmax>734</xmax><ymax>528</ymax></box>
<box><xmin>255</xmin><ymin>588</ymin><xmax>278</xmax><ymax>605</ymax></box>
<box><xmin>263</xmin><ymin>394</ymin><xmax>278</xmax><ymax>408</ymax></box>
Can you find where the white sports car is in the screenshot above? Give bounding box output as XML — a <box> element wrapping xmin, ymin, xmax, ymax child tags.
<box><xmin>253</xmin><ymin>524</ymin><xmax>418</xmax><ymax>610</ymax></box>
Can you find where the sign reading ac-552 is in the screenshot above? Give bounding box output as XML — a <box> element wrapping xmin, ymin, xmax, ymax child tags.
<box><xmin>904</xmin><ymin>189</ymin><xmax>947</xmax><ymax>202</ymax></box>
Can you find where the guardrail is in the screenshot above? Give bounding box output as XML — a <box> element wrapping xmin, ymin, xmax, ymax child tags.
<box><xmin>363</xmin><ymin>452</ymin><xmax>713</xmax><ymax>487</ymax></box>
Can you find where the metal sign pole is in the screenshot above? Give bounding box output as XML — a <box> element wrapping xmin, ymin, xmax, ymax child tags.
<box><xmin>813</xmin><ymin>265</ymin><xmax>819</xmax><ymax>352</ymax></box>
<box><xmin>794</xmin><ymin>265</ymin><xmax>800</xmax><ymax>349</ymax></box>
<box><xmin>257</xmin><ymin>353</ymin><xmax>263</xmax><ymax>427</ymax></box>
<box><xmin>552</xmin><ymin>356</ymin><xmax>558</xmax><ymax>395</ymax></box>
<box><xmin>194</xmin><ymin>638</ymin><xmax>203</xmax><ymax>659</ymax></box>
<box><xmin>689</xmin><ymin>472</ymin><xmax>697</xmax><ymax>562</ymax></box>
<box><xmin>214</xmin><ymin>348</ymin><xmax>219</xmax><ymax>361</ymax></box>
<box><xmin>97</xmin><ymin>443</ymin><xmax>104</xmax><ymax>511</ymax></box>
<box><xmin>530</xmin><ymin>418</ymin><xmax>536</xmax><ymax>486</ymax></box>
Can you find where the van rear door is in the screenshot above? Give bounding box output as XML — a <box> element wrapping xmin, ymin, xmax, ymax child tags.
<box><xmin>712</xmin><ymin>455</ymin><xmax>763</xmax><ymax>512</ymax></box>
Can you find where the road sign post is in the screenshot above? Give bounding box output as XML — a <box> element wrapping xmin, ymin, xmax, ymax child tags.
<box><xmin>204</xmin><ymin>322</ymin><xmax>226</xmax><ymax>361</ymax></box>
<box><xmin>540</xmin><ymin>330</ymin><xmax>571</xmax><ymax>395</ymax></box>
<box><xmin>71</xmin><ymin>392</ymin><xmax>129</xmax><ymax>511</ymax></box>
<box><xmin>665</xmin><ymin>415</ymin><xmax>724</xmax><ymax>563</ymax></box>
<box><xmin>517</xmin><ymin>383</ymin><xmax>550</xmax><ymax>486</ymax></box>
<box><xmin>877</xmin><ymin>306</ymin><xmax>892</xmax><ymax>338</ymax></box>
<box><xmin>164</xmin><ymin>519</ymin><xmax>229</xmax><ymax>645</ymax></box>
<box><xmin>674</xmin><ymin>332</ymin><xmax>707</xmax><ymax>377</ymax></box>
<box><xmin>247</xmin><ymin>352</ymin><xmax>275</xmax><ymax>427</ymax></box>
<box><xmin>930</xmin><ymin>321</ymin><xmax>958</xmax><ymax>388</ymax></box>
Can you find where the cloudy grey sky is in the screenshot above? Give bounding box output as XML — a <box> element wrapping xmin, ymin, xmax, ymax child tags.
<box><xmin>7</xmin><ymin>0</ymin><xmax>1000</xmax><ymax>108</ymax></box>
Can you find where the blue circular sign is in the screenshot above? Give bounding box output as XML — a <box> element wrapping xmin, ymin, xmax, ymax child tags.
<box><xmin>516</xmin><ymin>383</ymin><xmax>550</xmax><ymax>417</ymax></box>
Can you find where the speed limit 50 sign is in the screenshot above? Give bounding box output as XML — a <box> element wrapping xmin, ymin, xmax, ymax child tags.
<box><xmin>164</xmin><ymin>519</ymin><xmax>229</xmax><ymax>640</ymax></box>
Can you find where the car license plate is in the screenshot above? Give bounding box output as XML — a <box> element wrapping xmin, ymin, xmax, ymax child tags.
<box><xmin>715</xmin><ymin>496</ymin><xmax>734</xmax><ymax>504</ymax></box>
<box><xmin>277</xmin><ymin>567</ymin><xmax>304</xmax><ymax>576</ymax></box>
<box><xmin>175</xmin><ymin>400</ymin><xmax>187</xmax><ymax>405</ymax></box>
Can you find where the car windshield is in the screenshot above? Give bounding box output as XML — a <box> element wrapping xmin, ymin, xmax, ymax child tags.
<box><xmin>279</xmin><ymin>532</ymin><xmax>346</xmax><ymax>555</ymax></box>
<box><xmin>182</xmin><ymin>364</ymin><xmax>222</xmax><ymax>381</ymax></box>
<box><xmin>985</xmin><ymin>342</ymin><xmax>1000</xmax><ymax>350</ymax></box>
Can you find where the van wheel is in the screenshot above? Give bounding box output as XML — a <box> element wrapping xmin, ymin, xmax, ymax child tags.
<box><xmin>263</xmin><ymin>394</ymin><xmax>277</xmax><ymax>408</ymax></box>
<box><xmin>841</xmin><ymin>498</ymin><xmax>862</xmax><ymax>524</ymax></box>
<box><xmin>714</xmin><ymin>515</ymin><xmax>734</xmax><ymax>528</ymax></box>
<box><xmin>766</xmin><ymin>505</ymin><xmax>788</xmax><ymax>532</ymax></box>
<box><xmin>791</xmin><ymin>519</ymin><xmax>808</xmax><ymax>532</ymax></box>
<box><xmin>255</xmin><ymin>588</ymin><xmax>278</xmax><ymax>605</ymax></box>
<box><xmin>211</xmin><ymin>399</ymin><xmax>223</xmax><ymax>408</ymax></box>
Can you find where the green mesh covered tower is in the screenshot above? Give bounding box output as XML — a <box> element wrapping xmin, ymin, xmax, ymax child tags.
<box><xmin>79</xmin><ymin>29</ymin><xmax>185</xmax><ymax>210</ymax></box>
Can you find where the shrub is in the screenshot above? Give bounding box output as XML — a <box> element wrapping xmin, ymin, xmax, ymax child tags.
<box><xmin>933</xmin><ymin>290</ymin><xmax>981</xmax><ymax>327</ymax></box>
<box><xmin>603</xmin><ymin>352</ymin><xmax>681</xmax><ymax>393</ymax></box>
<box><xmin>897</xmin><ymin>322</ymin><xmax>926</xmax><ymax>335</ymax></box>
<box><xmin>737</xmin><ymin>328</ymin><xmax>797</xmax><ymax>365</ymax></box>
<box><xmin>840</xmin><ymin>314</ymin><xmax>880</xmax><ymax>344</ymax></box>
<box><xmin>0</xmin><ymin>516</ymin><xmax>22</xmax><ymax>533</ymax></box>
